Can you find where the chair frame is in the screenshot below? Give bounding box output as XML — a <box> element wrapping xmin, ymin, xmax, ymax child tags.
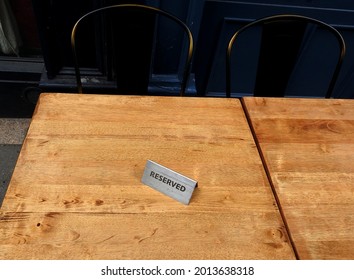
<box><xmin>71</xmin><ymin>4</ymin><xmax>193</xmax><ymax>96</ymax></box>
<box><xmin>226</xmin><ymin>14</ymin><xmax>346</xmax><ymax>98</ymax></box>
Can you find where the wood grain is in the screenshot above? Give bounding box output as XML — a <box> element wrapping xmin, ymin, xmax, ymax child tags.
<box><xmin>0</xmin><ymin>93</ymin><xmax>295</xmax><ymax>259</ymax></box>
<box><xmin>243</xmin><ymin>97</ymin><xmax>354</xmax><ymax>259</ymax></box>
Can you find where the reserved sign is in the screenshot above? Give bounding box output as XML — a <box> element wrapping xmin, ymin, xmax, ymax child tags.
<box><xmin>141</xmin><ymin>160</ymin><xmax>197</xmax><ymax>205</ymax></box>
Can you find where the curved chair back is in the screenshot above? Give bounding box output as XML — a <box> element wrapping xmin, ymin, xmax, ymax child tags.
<box><xmin>226</xmin><ymin>14</ymin><xmax>346</xmax><ymax>98</ymax></box>
<box><xmin>71</xmin><ymin>4</ymin><xmax>193</xmax><ymax>96</ymax></box>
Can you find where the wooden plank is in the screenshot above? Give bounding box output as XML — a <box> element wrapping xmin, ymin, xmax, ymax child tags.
<box><xmin>0</xmin><ymin>93</ymin><xmax>296</xmax><ymax>259</ymax></box>
<box><xmin>243</xmin><ymin>97</ymin><xmax>354</xmax><ymax>259</ymax></box>
<box><xmin>0</xmin><ymin>211</ymin><xmax>291</xmax><ymax>260</ymax></box>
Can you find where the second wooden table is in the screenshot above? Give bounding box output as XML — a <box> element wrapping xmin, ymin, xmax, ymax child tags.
<box><xmin>243</xmin><ymin>97</ymin><xmax>354</xmax><ymax>259</ymax></box>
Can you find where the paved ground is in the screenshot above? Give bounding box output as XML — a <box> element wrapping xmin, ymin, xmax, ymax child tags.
<box><xmin>0</xmin><ymin>118</ymin><xmax>31</xmax><ymax>207</ymax></box>
<box><xmin>0</xmin><ymin>144</ymin><xmax>22</xmax><ymax>207</ymax></box>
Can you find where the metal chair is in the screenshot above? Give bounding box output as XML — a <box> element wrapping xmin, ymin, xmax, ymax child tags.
<box><xmin>71</xmin><ymin>4</ymin><xmax>193</xmax><ymax>96</ymax></box>
<box><xmin>226</xmin><ymin>14</ymin><xmax>346</xmax><ymax>98</ymax></box>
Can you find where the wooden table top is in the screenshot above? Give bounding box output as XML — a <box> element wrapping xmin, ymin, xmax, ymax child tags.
<box><xmin>242</xmin><ymin>97</ymin><xmax>354</xmax><ymax>259</ymax></box>
<box><xmin>0</xmin><ymin>93</ymin><xmax>295</xmax><ymax>260</ymax></box>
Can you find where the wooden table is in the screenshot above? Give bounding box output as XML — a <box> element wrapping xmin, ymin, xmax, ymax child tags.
<box><xmin>242</xmin><ymin>97</ymin><xmax>354</xmax><ymax>259</ymax></box>
<box><xmin>0</xmin><ymin>93</ymin><xmax>295</xmax><ymax>259</ymax></box>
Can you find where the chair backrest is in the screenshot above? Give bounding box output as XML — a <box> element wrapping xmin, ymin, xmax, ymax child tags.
<box><xmin>71</xmin><ymin>4</ymin><xmax>193</xmax><ymax>96</ymax></box>
<box><xmin>226</xmin><ymin>14</ymin><xmax>346</xmax><ymax>98</ymax></box>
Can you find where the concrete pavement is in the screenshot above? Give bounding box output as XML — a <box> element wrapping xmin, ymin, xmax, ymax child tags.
<box><xmin>0</xmin><ymin>118</ymin><xmax>30</xmax><ymax>206</ymax></box>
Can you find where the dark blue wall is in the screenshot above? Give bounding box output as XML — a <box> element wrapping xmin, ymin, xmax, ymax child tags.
<box><xmin>32</xmin><ymin>0</ymin><xmax>354</xmax><ymax>98</ymax></box>
<box><xmin>194</xmin><ymin>0</ymin><xmax>354</xmax><ymax>98</ymax></box>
